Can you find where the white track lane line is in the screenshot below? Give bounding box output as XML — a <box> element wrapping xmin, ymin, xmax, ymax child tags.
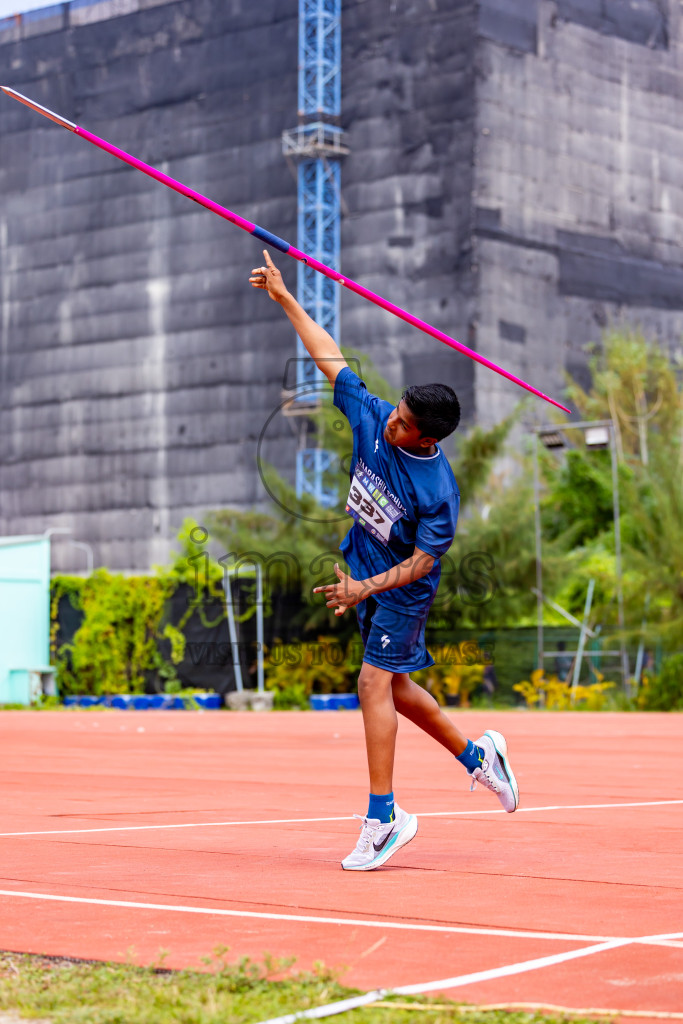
<box><xmin>2</xmin><ymin>798</ymin><xmax>682</xmax><ymax>838</ymax></box>
<box><xmin>253</xmin><ymin>929</ymin><xmax>683</xmax><ymax>1024</ymax></box>
<box><xmin>252</xmin><ymin>938</ymin><xmax>634</xmax><ymax>1024</ymax></box>
<box><xmin>0</xmin><ymin>890</ymin><xmax>617</xmax><ymax>942</ymax></box>
<box><xmin>0</xmin><ymin>890</ymin><xmax>678</xmax><ymax>950</ymax></box>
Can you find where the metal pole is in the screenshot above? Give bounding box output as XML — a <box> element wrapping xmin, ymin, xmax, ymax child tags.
<box><xmin>255</xmin><ymin>562</ymin><xmax>265</xmax><ymax>693</ymax></box>
<box><xmin>531</xmin><ymin>588</ymin><xmax>597</xmax><ymax>637</ymax></box>
<box><xmin>571</xmin><ymin>578</ymin><xmax>595</xmax><ymax>694</ymax></box>
<box><xmin>223</xmin><ymin>575</ymin><xmax>244</xmax><ymax>692</ymax></box>
<box><xmin>533</xmin><ymin>432</ymin><xmax>544</xmax><ymax>671</ymax></box>
<box><xmin>610</xmin><ymin>425</ymin><xmax>629</xmax><ymax>689</ymax></box>
<box><xmin>69</xmin><ymin>540</ymin><xmax>94</xmax><ymax>574</ymax></box>
<box><xmin>634</xmin><ymin>593</ymin><xmax>650</xmax><ymax>685</ymax></box>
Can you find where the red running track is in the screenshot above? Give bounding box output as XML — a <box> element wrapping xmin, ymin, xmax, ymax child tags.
<box><xmin>0</xmin><ymin>709</ymin><xmax>681</xmax><ymax>1023</ymax></box>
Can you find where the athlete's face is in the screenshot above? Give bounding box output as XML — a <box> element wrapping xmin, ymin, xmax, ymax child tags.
<box><xmin>384</xmin><ymin>400</ymin><xmax>436</xmax><ymax>451</ymax></box>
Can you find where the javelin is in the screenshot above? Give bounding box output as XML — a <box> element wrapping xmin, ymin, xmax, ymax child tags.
<box><xmin>2</xmin><ymin>86</ymin><xmax>570</xmax><ymax>413</ymax></box>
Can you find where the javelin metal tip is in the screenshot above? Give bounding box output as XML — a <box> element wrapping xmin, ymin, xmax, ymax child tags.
<box><xmin>1</xmin><ymin>85</ymin><xmax>77</xmax><ymax>131</ymax></box>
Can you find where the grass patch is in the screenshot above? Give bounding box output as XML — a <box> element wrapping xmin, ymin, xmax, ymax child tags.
<box><xmin>0</xmin><ymin>951</ymin><xmax>605</xmax><ymax>1024</ymax></box>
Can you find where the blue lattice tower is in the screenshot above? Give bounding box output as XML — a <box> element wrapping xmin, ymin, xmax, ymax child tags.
<box><xmin>299</xmin><ymin>0</ymin><xmax>341</xmax><ymax>116</ymax></box>
<box><xmin>282</xmin><ymin>0</ymin><xmax>347</xmax><ymax>506</ymax></box>
<box><xmin>297</xmin><ymin>151</ymin><xmax>340</xmax><ymax>390</ymax></box>
<box><xmin>295</xmin><ymin>447</ymin><xmax>339</xmax><ymax>507</ymax></box>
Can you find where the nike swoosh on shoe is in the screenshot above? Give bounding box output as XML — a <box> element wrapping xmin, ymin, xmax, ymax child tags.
<box><xmin>373</xmin><ymin>826</ymin><xmax>396</xmax><ymax>852</ymax></box>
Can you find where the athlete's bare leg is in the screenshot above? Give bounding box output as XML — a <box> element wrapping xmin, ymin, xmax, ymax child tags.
<box><xmin>358</xmin><ymin>665</ymin><xmax>471</xmax><ymax>795</ymax></box>
<box><xmin>391</xmin><ymin>672</ymin><xmax>468</xmax><ymax>756</ymax></box>
<box><xmin>357</xmin><ymin>661</ymin><xmax>398</xmax><ymax>794</ymax></box>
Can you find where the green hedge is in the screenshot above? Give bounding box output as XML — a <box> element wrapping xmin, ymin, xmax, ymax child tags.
<box><xmin>51</xmin><ymin>571</ymin><xmax>185</xmax><ymax>696</ymax></box>
<box><xmin>637</xmin><ymin>654</ymin><xmax>683</xmax><ymax>711</ymax></box>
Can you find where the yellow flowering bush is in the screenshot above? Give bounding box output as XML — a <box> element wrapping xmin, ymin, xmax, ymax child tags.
<box><xmin>514</xmin><ymin>668</ymin><xmax>615</xmax><ymax>710</ymax></box>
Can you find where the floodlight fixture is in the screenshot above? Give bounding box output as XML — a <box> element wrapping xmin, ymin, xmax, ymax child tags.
<box><xmin>539</xmin><ymin>430</ymin><xmax>565</xmax><ymax>449</ymax></box>
<box><xmin>584</xmin><ymin>426</ymin><xmax>610</xmax><ymax>448</ymax></box>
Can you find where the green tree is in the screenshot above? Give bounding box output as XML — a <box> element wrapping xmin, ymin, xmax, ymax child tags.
<box><xmin>545</xmin><ymin>330</ymin><xmax>683</xmax><ymax>650</ymax></box>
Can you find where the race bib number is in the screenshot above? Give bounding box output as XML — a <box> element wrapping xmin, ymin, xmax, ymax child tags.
<box><xmin>345</xmin><ymin>464</ymin><xmax>405</xmax><ymax>546</ymax></box>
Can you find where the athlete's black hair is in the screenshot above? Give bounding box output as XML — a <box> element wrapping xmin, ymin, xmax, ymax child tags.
<box><xmin>402</xmin><ymin>382</ymin><xmax>461</xmax><ymax>440</ymax></box>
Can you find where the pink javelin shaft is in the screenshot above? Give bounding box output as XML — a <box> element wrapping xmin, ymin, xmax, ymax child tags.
<box><xmin>2</xmin><ymin>86</ymin><xmax>570</xmax><ymax>413</ymax></box>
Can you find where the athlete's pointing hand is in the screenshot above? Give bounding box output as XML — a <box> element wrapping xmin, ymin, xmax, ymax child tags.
<box><xmin>313</xmin><ymin>563</ymin><xmax>366</xmax><ymax>617</ymax></box>
<box><xmin>249</xmin><ymin>249</ymin><xmax>289</xmax><ymax>302</ymax></box>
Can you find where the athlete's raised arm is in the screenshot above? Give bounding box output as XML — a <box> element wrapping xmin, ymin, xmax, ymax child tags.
<box><xmin>249</xmin><ymin>249</ymin><xmax>348</xmax><ymax>386</ymax></box>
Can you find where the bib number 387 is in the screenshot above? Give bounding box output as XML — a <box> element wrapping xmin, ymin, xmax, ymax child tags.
<box><xmin>345</xmin><ymin>464</ymin><xmax>405</xmax><ymax>546</ymax></box>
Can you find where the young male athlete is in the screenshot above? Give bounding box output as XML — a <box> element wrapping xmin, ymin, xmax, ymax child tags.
<box><xmin>250</xmin><ymin>250</ymin><xmax>519</xmax><ymax>871</ymax></box>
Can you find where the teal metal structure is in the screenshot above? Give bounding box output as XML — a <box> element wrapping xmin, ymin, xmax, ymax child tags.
<box><xmin>0</xmin><ymin>535</ymin><xmax>53</xmax><ymax>705</ymax></box>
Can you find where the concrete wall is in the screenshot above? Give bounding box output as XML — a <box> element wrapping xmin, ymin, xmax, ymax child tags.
<box><xmin>0</xmin><ymin>0</ymin><xmax>300</xmax><ymax>569</ymax></box>
<box><xmin>472</xmin><ymin>0</ymin><xmax>683</xmax><ymax>424</ymax></box>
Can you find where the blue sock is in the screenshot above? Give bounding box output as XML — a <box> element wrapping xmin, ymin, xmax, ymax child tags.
<box><xmin>367</xmin><ymin>792</ymin><xmax>394</xmax><ymax>823</ymax></box>
<box><xmin>456</xmin><ymin>739</ymin><xmax>485</xmax><ymax>774</ymax></box>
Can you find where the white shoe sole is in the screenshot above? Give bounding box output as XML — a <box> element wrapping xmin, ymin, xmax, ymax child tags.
<box><xmin>341</xmin><ymin>814</ymin><xmax>418</xmax><ymax>871</ymax></box>
<box><xmin>485</xmin><ymin>729</ymin><xmax>520</xmax><ymax>811</ymax></box>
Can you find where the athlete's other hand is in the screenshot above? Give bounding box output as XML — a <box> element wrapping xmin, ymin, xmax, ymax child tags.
<box><xmin>249</xmin><ymin>249</ymin><xmax>289</xmax><ymax>302</ymax></box>
<box><xmin>313</xmin><ymin>563</ymin><xmax>365</xmax><ymax>617</ymax></box>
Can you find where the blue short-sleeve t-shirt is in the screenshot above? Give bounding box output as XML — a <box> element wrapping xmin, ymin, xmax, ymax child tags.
<box><xmin>333</xmin><ymin>367</ymin><xmax>460</xmax><ymax>614</ymax></box>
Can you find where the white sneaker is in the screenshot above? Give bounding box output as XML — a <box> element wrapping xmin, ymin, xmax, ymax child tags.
<box><xmin>341</xmin><ymin>804</ymin><xmax>418</xmax><ymax>871</ymax></box>
<box><xmin>469</xmin><ymin>729</ymin><xmax>519</xmax><ymax>812</ymax></box>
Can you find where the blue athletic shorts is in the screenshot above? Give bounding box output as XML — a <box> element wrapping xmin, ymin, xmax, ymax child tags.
<box><xmin>356</xmin><ymin>596</ymin><xmax>435</xmax><ymax>674</ymax></box>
